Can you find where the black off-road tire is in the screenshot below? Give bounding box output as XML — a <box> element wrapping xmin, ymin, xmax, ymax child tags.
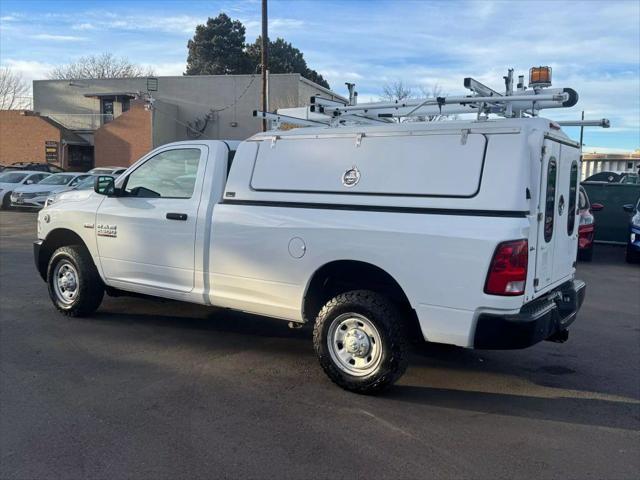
<box><xmin>626</xmin><ymin>245</ymin><xmax>640</xmax><ymax>264</ymax></box>
<box><xmin>47</xmin><ymin>245</ymin><xmax>104</xmax><ymax>317</ymax></box>
<box><xmin>578</xmin><ymin>247</ymin><xmax>593</xmax><ymax>262</ymax></box>
<box><xmin>313</xmin><ymin>290</ymin><xmax>409</xmax><ymax>394</ymax></box>
<box><xmin>1</xmin><ymin>193</ymin><xmax>11</xmax><ymax>210</ymax></box>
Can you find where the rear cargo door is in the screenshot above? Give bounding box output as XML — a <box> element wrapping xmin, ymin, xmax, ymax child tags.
<box><xmin>534</xmin><ymin>138</ymin><xmax>580</xmax><ymax>291</ymax></box>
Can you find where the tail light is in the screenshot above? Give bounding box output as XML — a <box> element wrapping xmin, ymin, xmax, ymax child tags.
<box><xmin>484</xmin><ymin>239</ymin><xmax>528</xmax><ymax>296</ymax></box>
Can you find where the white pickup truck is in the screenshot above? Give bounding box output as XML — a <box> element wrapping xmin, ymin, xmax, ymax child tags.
<box><xmin>35</xmin><ymin>117</ymin><xmax>585</xmax><ymax>393</ymax></box>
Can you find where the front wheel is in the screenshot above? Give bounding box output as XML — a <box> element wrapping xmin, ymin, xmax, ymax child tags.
<box><xmin>47</xmin><ymin>245</ymin><xmax>104</xmax><ymax>316</ymax></box>
<box><xmin>313</xmin><ymin>290</ymin><xmax>409</xmax><ymax>394</ymax></box>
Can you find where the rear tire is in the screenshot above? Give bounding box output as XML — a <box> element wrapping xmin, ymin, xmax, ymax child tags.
<box><xmin>313</xmin><ymin>290</ymin><xmax>408</xmax><ymax>394</ymax></box>
<box><xmin>1</xmin><ymin>193</ymin><xmax>11</xmax><ymax>210</ymax></box>
<box><xmin>625</xmin><ymin>245</ymin><xmax>640</xmax><ymax>264</ymax></box>
<box><xmin>47</xmin><ymin>245</ymin><xmax>104</xmax><ymax>317</ymax></box>
<box><xmin>578</xmin><ymin>247</ymin><xmax>593</xmax><ymax>262</ymax></box>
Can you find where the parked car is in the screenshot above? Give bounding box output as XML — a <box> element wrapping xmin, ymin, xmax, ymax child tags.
<box><xmin>35</xmin><ymin>116</ymin><xmax>586</xmax><ymax>393</ymax></box>
<box><xmin>577</xmin><ymin>186</ymin><xmax>604</xmax><ymax>261</ymax></box>
<box><xmin>4</xmin><ymin>162</ymin><xmax>65</xmax><ymax>173</ymax></box>
<box><xmin>88</xmin><ymin>167</ymin><xmax>127</xmax><ymax>176</ymax></box>
<box><xmin>44</xmin><ymin>175</ymin><xmax>115</xmax><ymax>207</ymax></box>
<box><xmin>623</xmin><ymin>198</ymin><xmax>640</xmax><ymax>263</ymax></box>
<box><xmin>0</xmin><ymin>170</ymin><xmax>51</xmax><ymax>209</ymax></box>
<box><xmin>583</xmin><ymin>171</ymin><xmax>623</xmax><ymax>183</ymax></box>
<box><xmin>11</xmin><ymin>172</ymin><xmax>92</xmax><ymax>209</ymax></box>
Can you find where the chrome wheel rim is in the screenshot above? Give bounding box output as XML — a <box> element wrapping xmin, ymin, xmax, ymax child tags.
<box><xmin>327</xmin><ymin>313</ymin><xmax>382</xmax><ymax>377</ymax></box>
<box><xmin>53</xmin><ymin>261</ymin><xmax>79</xmax><ymax>305</ymax></box>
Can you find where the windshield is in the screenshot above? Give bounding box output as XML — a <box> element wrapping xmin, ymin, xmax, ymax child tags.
<box><xmin>75</xmin><ymin>176</ymin><xmax>101</xmax><ymax>190</ymax></box>
<box><xmin>38</xmin><ymin>174</ymin><xmax>75</xmax><ymax>186</ymax></box>
<box><xmin>0</xmin><ymin>172</ymin><xmax>28</xmax><ymax>183</ymax></box>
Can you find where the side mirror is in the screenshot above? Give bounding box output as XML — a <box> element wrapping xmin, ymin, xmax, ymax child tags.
<box><xmin>623</xmin><ymin>204</ymin><xmax>635</xmax><ymax>213</ymax></box>
<box><xmin>590</xmin><ymin>203</ymin><xmax>604</xmax><ymax>212</ymax></box>
<box><xmin>94</xmin><ymin>176</ymin><xmax>116</xmax><ymax>196</ymax></box>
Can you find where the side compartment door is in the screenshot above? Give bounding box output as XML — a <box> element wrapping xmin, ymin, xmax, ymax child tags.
<box><xmin>95</xmin><ymin>145</ymin><xmax>208</xmax><ymax>293</ymax></box>
<box><xmin>552</xmin><ymin>144</ymin><xmax>580</xmax><ymax>281</ymax></box>
<box><xmin>534</xmin><ymin>139</ymin><xmax>560</xmax><ymax>291</ymax></box>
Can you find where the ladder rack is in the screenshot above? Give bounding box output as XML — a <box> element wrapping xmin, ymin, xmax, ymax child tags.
<box><xmin>256</xmin><ymin>67</ymin><xmax>610</xmax><ymax>132</ymax></box>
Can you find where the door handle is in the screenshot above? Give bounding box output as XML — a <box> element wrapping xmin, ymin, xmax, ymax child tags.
<box><xmin>166</xmin><ymin>213</ymin><xmax>188</xmax><ymax>221</ymax></box>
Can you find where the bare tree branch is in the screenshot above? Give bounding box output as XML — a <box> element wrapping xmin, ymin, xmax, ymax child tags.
<box><xmin>48</xmin><ymin>53</ymin><xmax>155</xmax><ymax>80</ymax></box>
<box><xmin>380</xmin><ymin>80</ymin><xmax>413</xmax><ymax>102</ymax></box>
<box><xmin>0</xmin><ymin>67</ymin><xmax>31</xmax><ymax>110</ymax></box>
<box><xmin>380</xmin><ymin>80</ymin><xmax>456</xmax><ymax>122</ymax></box>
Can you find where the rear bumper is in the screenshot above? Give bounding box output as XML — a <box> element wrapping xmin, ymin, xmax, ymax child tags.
<box><xmin>473</xmin><ymin>279</ymin><xmax>586</xmax><ymax>349</ymax></box>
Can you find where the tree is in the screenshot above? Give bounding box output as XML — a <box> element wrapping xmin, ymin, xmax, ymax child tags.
<box><xmin>380</xmin><ymin>80</ymin><xmax>413</xmax><ymax>102</ymax></box>
<box><xmin>48</xmin><ymin>53</ymin><xmax>154</xmax><ymax>79</ymax></box>
<box><xmin>186</xmin><ymin>13</ymin><xmax>251</xmax><ymax>75</ymax></box>
<box><xmin>0</xmin><ymin>67</ymin><xmax>30</xmax><ymax>110</ymax></box>
<box><xmin>246</xmin><ymin>36</ymin><xmax>329</xmax><ymax>89</ymax></box>
<box><xmin>380</xmin><ymin>81</ymin><xmax>455</xmax><ymax>122</ymax></box>
<box><xmin>185</xmin><ymin>14</ymin><xmax>330</xmax><ymax>88</ymax></box>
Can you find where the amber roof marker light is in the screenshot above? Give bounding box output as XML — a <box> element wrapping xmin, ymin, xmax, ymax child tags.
<box><xmin>529</xmin><ymin>66</ymin><xmax>552</xmax><ymax>88</ymax></box>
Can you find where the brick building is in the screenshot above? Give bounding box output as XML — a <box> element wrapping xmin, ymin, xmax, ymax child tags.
<box><xmin>0</xmin><ymin>110</ymin><xmax>91</xmax><ymax>169</ymax></box>
<box><xmin>0</xmin><ymin>74</ymin><xmax>345</xmax><ymax>171</ymax></box>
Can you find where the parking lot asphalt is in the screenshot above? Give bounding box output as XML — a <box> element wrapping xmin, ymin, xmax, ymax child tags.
<box><xmin>1</xmin><ymin>210</ymin><xmax>639</xmax><ymax>480</ymax></box>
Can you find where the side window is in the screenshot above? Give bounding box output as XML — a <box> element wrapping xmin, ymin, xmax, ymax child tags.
<box><xmin>124</xmin><ymin>148</ymin><xmax>201</xmax><ymax>199</ymax></box>
<box><xmin>567</xmin><ymin>162</ymin><xmax>578</xmax><ymax>235</ymax></box>
<box><xmin>544</xmin><ymin>158</ymin><xmax>557</xmax><ymax>243</ymax></box>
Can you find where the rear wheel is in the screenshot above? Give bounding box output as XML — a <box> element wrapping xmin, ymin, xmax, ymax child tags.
<box><xmin>578</xmin><ymin>247</ymin><xmax>593</xmax><ymax>262</ymax></box>
<box><xmin>1</xmin><ymin>193</ymin><xmax>11</xmax><ymax>210</ymax></box>
<box><xmin>625</xmin><ymin>245</ymin><xmax>640</xmax><ymax>264</ymax></box>
<box><xmin>313</xmin><ymin>290</ymin><xmax>408</xmax><ymax>394</ymax></box>
<box><xmin>47</xmin><ymin>245</ymin><xmax>104</xmax><ymax>316</ymax></box>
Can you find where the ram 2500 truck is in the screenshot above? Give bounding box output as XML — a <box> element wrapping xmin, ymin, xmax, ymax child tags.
<box><xmin>35</xmin><ymin>117</ymin><xmax>585</xmax><ymax>393</ymax></box>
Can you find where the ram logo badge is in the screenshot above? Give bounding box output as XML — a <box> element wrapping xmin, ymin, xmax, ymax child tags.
<box><xmin>342</xmin><ymin>166</ymin><xmax>360</xmax><ymax>187</ymax></box>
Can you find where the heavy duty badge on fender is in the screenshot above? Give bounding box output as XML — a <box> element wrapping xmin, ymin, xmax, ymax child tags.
<box><xmin>96</xmin><ymin>224</ymin><xmax>117</xmax><ymax>237</ymax></box>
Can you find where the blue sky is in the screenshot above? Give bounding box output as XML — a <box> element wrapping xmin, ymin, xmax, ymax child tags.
<box><xmin>1</xmin><ymin>0</ymin><xmax>638</xmax><ymax>151</ymax></box>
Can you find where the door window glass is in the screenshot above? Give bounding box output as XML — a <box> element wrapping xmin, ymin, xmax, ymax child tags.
<box><xmin>544</xmin><ymin>158</ymin><xmax>557</xmax><ymax>243</ymax></box>
<box><xmin>567</xmin><ymin>162</ymin><xmax>578</xmax><ymax>235</ymax></box>
<box><xmin>124</xmin><ymin>149</ymin><xmax>201</xmax><ymax>198</ymax></box>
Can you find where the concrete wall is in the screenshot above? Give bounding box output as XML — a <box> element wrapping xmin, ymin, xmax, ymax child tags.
<box><xmin>93</xmin><ymin>100</ymin><xmax>152</xmax><ymax>167</ymax></box>
<box><xmin>33</xmin><ymin>74</ymin><xmax>347</xmax><ymax>143</ymax></box>
<box><xmin>152</xmin><ymin>99</ymin><xmax>178</xmax><ymax>147</ymax></box>
<box><xmin>0</xmin><ymin>111</ymin><xmax>61</xmax><ymax>166</ymax></box>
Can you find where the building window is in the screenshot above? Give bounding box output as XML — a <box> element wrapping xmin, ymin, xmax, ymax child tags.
<box><xmin>101</xmin><ymin>98</ymin><xmax>114</xmax><ymax>123</ymax></box>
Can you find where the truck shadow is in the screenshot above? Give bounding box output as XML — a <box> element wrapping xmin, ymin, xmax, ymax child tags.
<box><xmin>89</xmin><ymin>300</ymin><xmax>639</xmax><ymax>432</ymax></box>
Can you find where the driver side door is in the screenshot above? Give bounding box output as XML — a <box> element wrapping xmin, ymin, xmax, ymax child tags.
<box><xmin>95</xmin><ymin>145</ymin><xmax>208</xmax><ymax>294</ymax></box>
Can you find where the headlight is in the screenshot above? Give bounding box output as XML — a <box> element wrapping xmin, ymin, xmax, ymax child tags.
<box><xmin>632</xmin><ymin>213</ymin><xmax>640</xmax><ymax>228</ymax></box>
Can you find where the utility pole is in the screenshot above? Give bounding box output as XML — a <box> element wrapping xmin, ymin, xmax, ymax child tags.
<box><xmin>261</xmin><ymin>0</ymin><xmax>269</xmax><ymax>131</ymax></box>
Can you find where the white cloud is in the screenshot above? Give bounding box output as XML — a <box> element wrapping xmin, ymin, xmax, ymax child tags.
<box><xmin>72</xmin><ymin>23</ymin><xmax>95</xmax><ymax>31</ymax></box>
<box><xmin>0</xmin><ymin>59</ymin><xmax>55</xmax><ymax>85</ymax></box>
<box><xmin>33</xmin><ymin>34</ymin><xmax>86</xmax><ymax>41</ymax></box>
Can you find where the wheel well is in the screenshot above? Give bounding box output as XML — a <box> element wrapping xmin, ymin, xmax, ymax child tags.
<box><xmin>303</xmin><ymin>260</ymin><xmax>420</xmax><ymax>334</ymax></box>
<box><xmin>37</xmin><ymin>229</ymin><xmax>89</xmax><ymax>281</ymax></box>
